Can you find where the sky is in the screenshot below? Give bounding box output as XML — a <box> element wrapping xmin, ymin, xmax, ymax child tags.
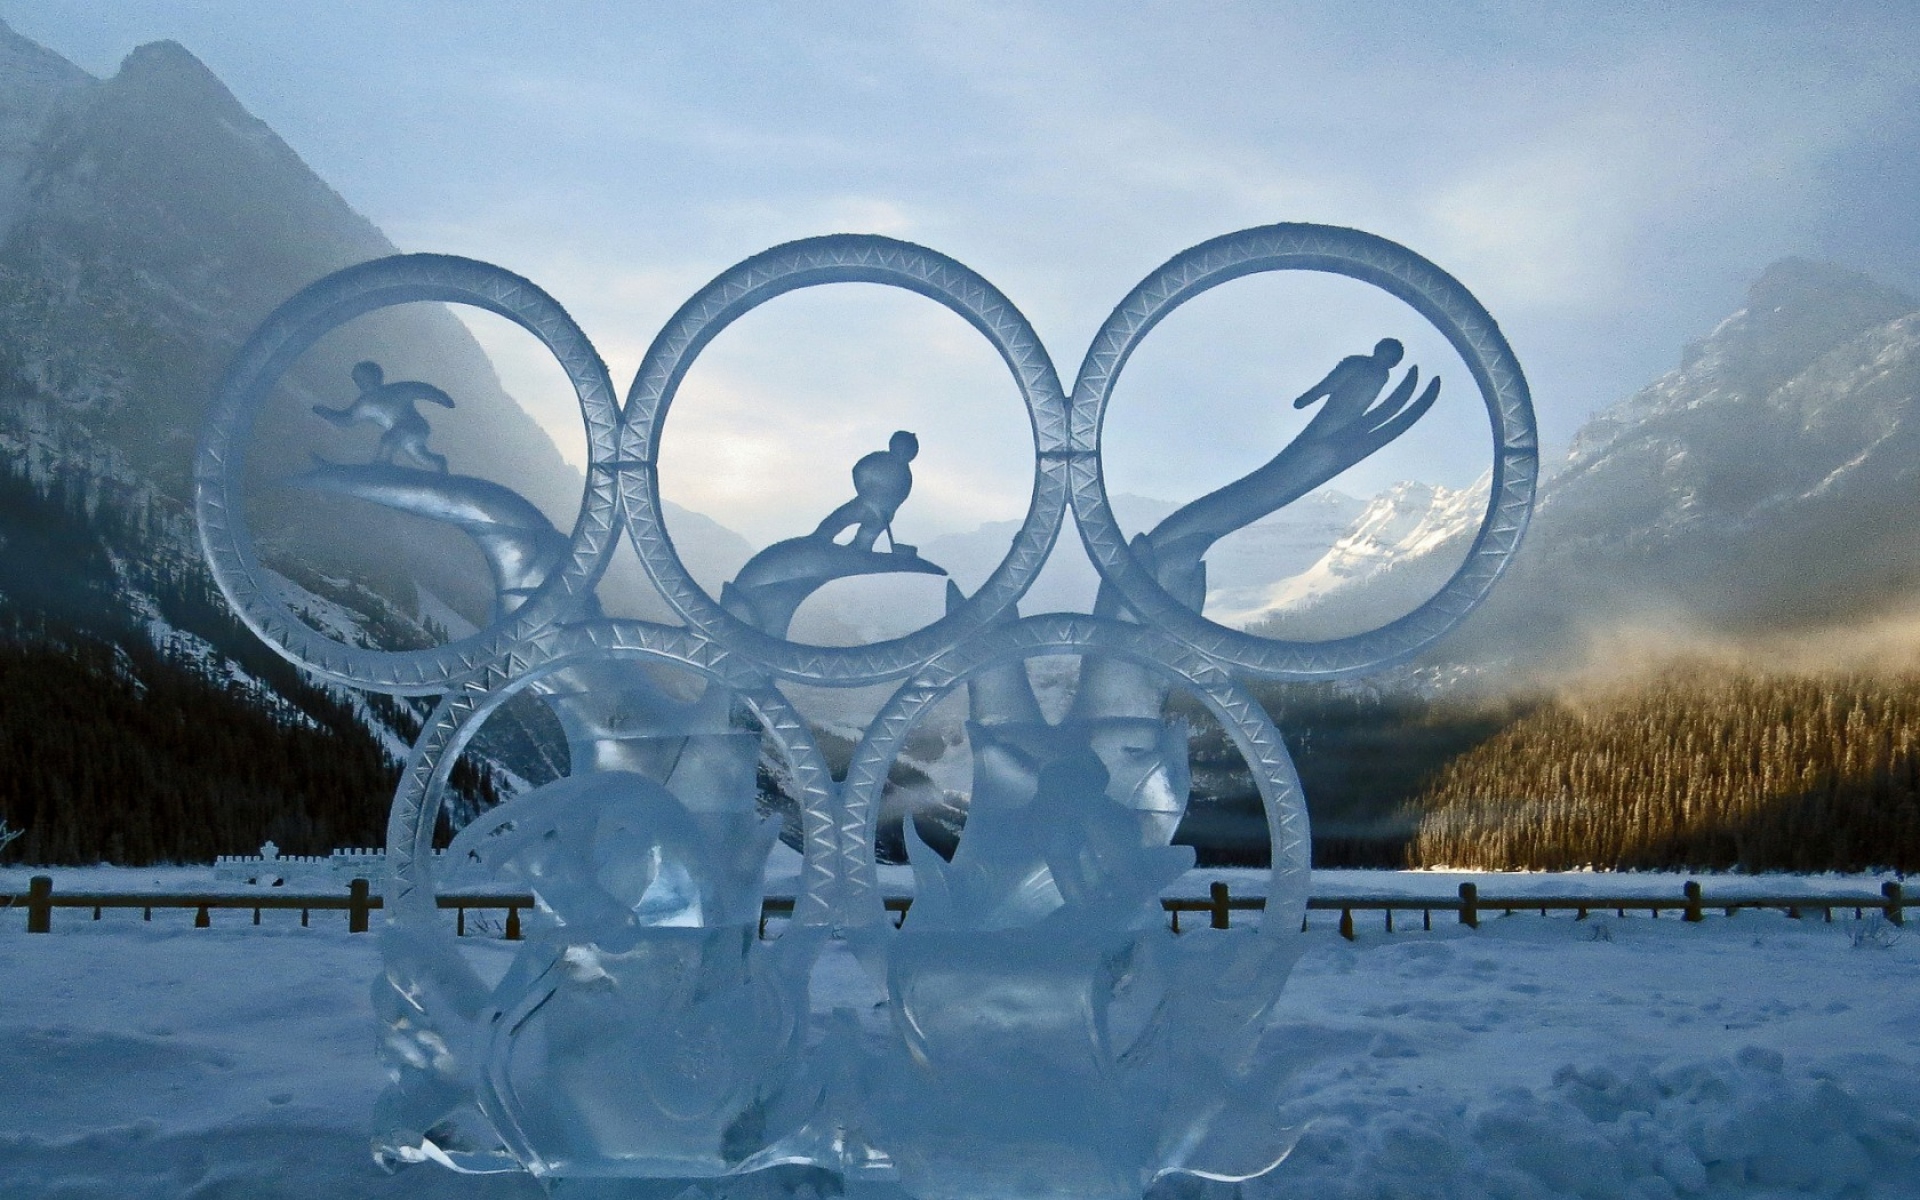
<box><xmin>6</xmin><ymin>1</ymin><xmax>1919</xmax><ymax>544</ymax></box>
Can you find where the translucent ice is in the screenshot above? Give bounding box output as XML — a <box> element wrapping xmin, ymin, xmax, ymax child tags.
<box><xmin>199</xmin><ymin>230</ymin><xmax>1536</xmax><ymax>1198</ymax></box>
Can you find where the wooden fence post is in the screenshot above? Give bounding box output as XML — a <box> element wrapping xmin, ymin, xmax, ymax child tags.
<box><xmin>1209</xmin><ymin>881</ymin><xmax>1230</xmax><ymax>930</ymax></box>
<box><xmin>1885</xmin><ymin>881</ymin><xmax>1905</xmax><ymax>927</ymax></box>
<box><xmin>26</xmin><ymin>875</ymin><xmax>51</xmax><ymax>933</ymax></box>
<box><xmin>348</xmin><ymin>878</ymin><xmax>371</xmax><ymax>934</ymax></box>
<box><xmin>1459</xmin><ymin>881</ymin><xmax>1478</xmax><ymax>929</ymax></box>
<box><xmin>1683</xmin><ymin>880</ymin><xmax>1703</xmax><ymax>923</ymax></box>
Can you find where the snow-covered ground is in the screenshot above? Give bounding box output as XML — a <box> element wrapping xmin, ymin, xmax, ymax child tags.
<box><xmin>2</xmin><ymin>868</ymin><xmax>1916</xmax><ymax>1198</ymax></box>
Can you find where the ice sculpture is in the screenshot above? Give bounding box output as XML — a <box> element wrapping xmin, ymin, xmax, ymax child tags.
<box><xmin>293</xmin><ymin>381</ymin><xmax>949</xmax><ymax>1175</ymax></box>
<box><xmin>196</xmin><ymin>226</ymin><xmax>1537</xmax><ymax>1197</ymax></box>
<box><xmin>813</xmin><ymin>430</ymin><xmax>923</xmax><ymax>553</ymax></box>
<box><xmin>1148</xmin><ymin>336</ymin><xmax>1438</xmax><ymax>585</ymax></box>
<box><xmin>312</xmin><ymin>360</ymin><xmax>457</xmax><ymax>473</ymax></box>
<box><xmin>720</xmin><ymin>429</ymin><xmax>947</xmax><ymax>637</ymax></box>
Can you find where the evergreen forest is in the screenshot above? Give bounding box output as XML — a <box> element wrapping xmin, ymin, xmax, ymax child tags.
<box><xmin>1234</xmin><ymin>667</ymin><xmax>1920</xmax><ymax>874</ymax></box>
<box><xmin>1400</xmin><ymin>666</ymin><xmax>1920</xmax><ymax>873</ymax></box>
<box><xmin>0</xmin><ymin>458</ymin><xmax>497</xmax><ymax>866</ymax></box>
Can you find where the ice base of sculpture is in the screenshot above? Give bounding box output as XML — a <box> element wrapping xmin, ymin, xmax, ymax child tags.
<box><xmin>869</xmin><ymin>927</ymin><xmax>1305</xmax><ymax>1200</ymax></box>
<box><xmin>376</xmin><ymin>922</ymin><xmax>833</xmax><ymax>1182</ymax></box>
<box><xmin>377</xmin><ymin>766</ymin><xmax>821</xmax><ymax>1180</ymax></box>
<box><xmin>480</xmin><ymin>924</ymin><xmax>821</xmax><ymax>1179</ymax></box>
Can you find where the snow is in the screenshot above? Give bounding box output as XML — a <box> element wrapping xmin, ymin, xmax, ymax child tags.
<box><xmin>3</xmin><ymin>867</ymin><xmax>1917</xmax><ymax>1198</ymax></box>
<box><xmin>1212</xmin><ymin>475</ymin><xmax>1488</xmax><ymax>637</ymax></box>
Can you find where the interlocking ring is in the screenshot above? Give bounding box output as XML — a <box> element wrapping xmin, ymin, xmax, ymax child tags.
<box><xmin>195</xmin><ymin>254</ymin><xmax>621</xmax><ymax>694</ymax></box>
<box><xmin>837</xmin><ymin>614</ymin><xmax>1310</xmax><ymax>936</ymax></box>
<box><xmin>383</xmin><ymin>619</ymin><xmax>841</xmax><ymax>925</ymax></box>
<box><xmin>1068</xmin><ymin>223</ymin><xmax>1538</xmax><ymax>679</ymax></box>
<box><xmin>618</xmin><ymin>235</ymin><xmax>1072</xmax><ymax>687</ymax></box>
<box><xmin>199</xmin><ymin>230</ymin><xmax>1535</xmax><ymax>934</ymax></box>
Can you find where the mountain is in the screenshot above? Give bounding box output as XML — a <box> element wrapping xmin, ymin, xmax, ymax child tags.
<box><xmin>0</xmin><ymin>15</ymin><xmax>88</xmax><ymax>240</ymax></box>
<box><xmin>1171</xmin><ymin>258</ymin><xmax>1920</xmax><ymax>867</ymax></box>
<box><xmin>0</xmin><ymin>26</ymin><xmax>599</xmax><ymax>862</ymax></box>
<box><xmin>1273</xmin><ymin>258</ymin><xmax>1920</xmax><ymax>672</ymax></box>
<box><xmin>1239</xmin><ymin>478</ymin><xmax>1485</xmax><ymax>640</ymax></box>
<box><xmin>0</xmin><ymin>410</ymin><xmax>509</xmax><ymax>865</ymax></box>
<box><xmin>0</xmin><ymin>25</ymin><xmax>582</xmax><ymax>624</ymax></box>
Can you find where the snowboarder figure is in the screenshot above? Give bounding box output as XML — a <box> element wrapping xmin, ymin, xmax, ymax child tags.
<box><xmin>312</xmin><ymin>360</ymin><xmax>455</xmax><ymax>473</ymax></box>
<box><xmin>813</xmin><ymin>430</ymin><xmax>919</xmax><ymax>553</ymax></box>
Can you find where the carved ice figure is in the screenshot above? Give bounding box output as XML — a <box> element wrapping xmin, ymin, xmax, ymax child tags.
<box><xmin>901</xmin><ymin>590</ymin><xmax>1193</xmax><ymax>934</ymax></box>
<box><xmin>721</xmin><ymin>430</ymin><xmax>946</xmax><ymax>637</ymax></box>
<box><xmin>375</xmin><ymin>744</ymin><xmax>817</xmax><ymax>1179</ymax></box>
<box><xmin>446</xmin><ymin>771</ymin><xmax>777</xmax><ymax>931</ymax></box>
<box><xmin>875</xmin><ymin>613</ymin><xmax>1308</xmax><ymax>1198</ymax></box>
<box><xmin>1147</xmin><ymin>339</ymin><xmax>1439</xmax><ymax>600</ymax></box>
<box><xmin>864</xmin><ymin>349</ymin><xmax>1440</xmax><ymax>1194</ymax></box>
<box><xmin>313</xmin><ymin>360</ymin><xmax>456</xmax><ymax>473</ymax></box>
<box><xmin>308</xmin><ymin>417</ymin><xmax>953</xmax><ymax>1179</ymax></box>
<box><xmin>438</xmin><ymin>772</ymin><xmax>815</xmax><ymax>1178</ymax></box>
<box><xmin>813</xmin><ymin>429</ymin><xmax>921</xmax><ymax>553</ymax></box>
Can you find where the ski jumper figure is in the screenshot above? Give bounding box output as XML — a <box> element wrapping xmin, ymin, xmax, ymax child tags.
<box><xmin>1145</xmin><ymin>336</ymin><xmax>1437</xmax><ymax>572</ymax></box>
<box><xmin>313</xmin><ymin>361</ymin><xmax>455</xmax><ymax>473</ymax></box>
<box><xmin>1292</xmin><ymin>337</ymin><xmax>1403</xmax><ymax>435</ymax></box>
<box><xmin>813</xmin><ymin>430</ymin><xmax>919</xmax><ymax>553</ymax></box>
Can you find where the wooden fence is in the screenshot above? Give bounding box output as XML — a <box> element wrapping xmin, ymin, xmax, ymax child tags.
<box><xmin>5</xmin><ymin>876</ymin><xmax>1909</xmax><ymax>940</ymax></box>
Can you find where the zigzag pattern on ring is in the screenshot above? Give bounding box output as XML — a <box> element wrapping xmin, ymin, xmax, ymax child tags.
<box><xmin>196</xmin><ymin>226</ymin><xmax>1535</xmax><ymax>934</ymax></box>
<box><xmin>195</xmin><ymin>255</ymin><xmax>622</xmax><ymax>695</ymax></box>
<box><xmin>381</xmin><ymin>620</ymin><xmax>842</xmax><ymax>924</ymax></box>
<box><xmin>1065</xmin><ymin>223</ymin><xmax>1538</xmax><ymax>680</ymax></box>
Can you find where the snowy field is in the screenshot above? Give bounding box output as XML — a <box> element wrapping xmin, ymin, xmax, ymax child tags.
<box><xmin>2</xmin><ymin>868</ymin><xmax>1917</xmax><ymax>1199</ymax></box>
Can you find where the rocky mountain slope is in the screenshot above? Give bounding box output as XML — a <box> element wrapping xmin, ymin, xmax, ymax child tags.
<box><xmin>0</xmin><ymin>13</ymin><xmax>88</xmax><ymax>239</ymax></box>
<box><xmin>1509</xmin><ymin>259</ymin><xmax>1920</xmax><ymax>641</ymax></box>
<box><xmin>0</xmin><ymin>402</ymin><xmax>511</xmax><ymax>864</ymax></box>
<box><xmin>0</xmin><ymin>25</ymin><xmax>587</xmax><ymax>861</ymax></box>
<box><xmin>1240</xmin><ymin>477</ymin><xmax>1485</xmax><ymax>641</ymax></box>
<box><xmin>0</xmin><ymin>23</ymin><xmax>582</xmax><ymax>624</ymax></box>
<box><xmin>1263</xmin><ymin>257</ymin><xmax>1920</xmax><ymax>672</ymax></box>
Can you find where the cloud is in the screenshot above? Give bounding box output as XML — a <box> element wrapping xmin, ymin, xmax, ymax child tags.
<box><xmin>17</xmin><ymin>0</ymin><xmax>1917</xmax><ymax>536</ymax></box>
<box><xmin>654</xmin><ymin>284</ymin><xmax>1038</xmax><ymax>544</ymax></box>
<box><xmin>1414</xmin><ymin>40</ymin><xmax>1905</xmax><ymax>313</ymax></box>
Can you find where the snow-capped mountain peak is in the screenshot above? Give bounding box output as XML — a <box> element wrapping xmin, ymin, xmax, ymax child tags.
<box><xmin>1221</xmin><ymin>476</ymin><xmax>1486</xmax><ymax>634</ymax></box>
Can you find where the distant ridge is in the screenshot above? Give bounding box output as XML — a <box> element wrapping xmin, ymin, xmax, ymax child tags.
<box><xmin>1276</xmin><ymin>257</ymin><xmax>1920</xmax><ymax>673</ymax></box>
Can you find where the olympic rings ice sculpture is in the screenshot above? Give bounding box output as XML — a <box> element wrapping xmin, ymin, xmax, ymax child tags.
<box><xmin>195</xmin><ymin>225</ymin><xmax>1536</xmax><ymax>1196</ymax></box>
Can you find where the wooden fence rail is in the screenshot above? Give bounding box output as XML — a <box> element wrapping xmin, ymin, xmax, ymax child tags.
<box><xmin>5</xmin><ymin>876</ymin><xmax>1909</xmax><ymax>940</ymax></box>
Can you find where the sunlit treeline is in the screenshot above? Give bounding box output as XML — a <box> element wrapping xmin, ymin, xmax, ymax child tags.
<box><xmin>1403</xmin><ymin>667</ymin><xmax>1920</xmax><ymax>872</ymax></box>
